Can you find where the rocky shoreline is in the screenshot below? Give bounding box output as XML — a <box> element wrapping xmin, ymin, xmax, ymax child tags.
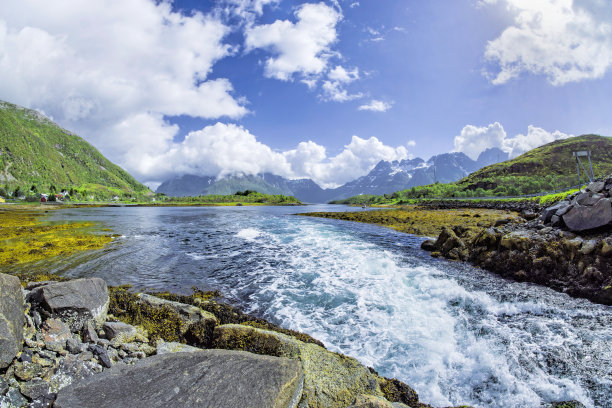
<box><xmin>421</xmin><ymin>176</ymin><xmax>612</xmax><ymax>305</ymax></box>
<box><xmin>1</xmin><ymin>273</ymin><xmax>466</xmax><ymax>408</ymax></box>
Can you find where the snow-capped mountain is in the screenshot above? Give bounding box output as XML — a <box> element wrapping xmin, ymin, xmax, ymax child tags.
<box><xmin>155</xmin><ymin>148</ymin><xmax>509</xmax><ymax>202</ymax></box>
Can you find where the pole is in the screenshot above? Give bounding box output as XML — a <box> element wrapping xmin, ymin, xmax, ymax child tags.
<box><xmin>587</xmin><ymin>151</ymin><xmax>594</xmax><ymax>181</ymax></box>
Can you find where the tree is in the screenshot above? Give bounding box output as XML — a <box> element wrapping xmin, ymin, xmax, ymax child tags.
<box><xmin>13</xmin><ymin>187</ymin><xmax>23</xmax><ymax>198</ymax></box>
<box><xmin>30</xmin><ymin>185</ymin><xmax>37</xmax><ymax>193</ymax></box>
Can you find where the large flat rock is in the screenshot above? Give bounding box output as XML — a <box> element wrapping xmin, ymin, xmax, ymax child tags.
<box><xmin>213</xmin><ymin>324</ymin><xmax>388</xmax><ymax>408</ymax></box>
<box><xmin>563</xmin><ymin>198</ymin><xmax>612</xmax><ymax>232</ymax></box>
<box><xmin>0</xmin><ymin>273</ymin><xmax>25</xmax><ymax>368</ymax></box>
<box><xmin>54</xmin><ymin>350</ymin><xmax>304</xmax><ymax>408</ymax></box>
<box><xmin>29</xmin><ymin>278</ymin><xmax>109</xmax><ymax>330</ymax></box>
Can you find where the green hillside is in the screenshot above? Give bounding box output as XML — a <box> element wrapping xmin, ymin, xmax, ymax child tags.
<box><xmin>456</xmin><ymin>134</ymin><xmax>612</xmax><ymax>195</ymax></box>
<box><xmin>335</xmin><ymin>134</ymin><xmax>612</xmax><ymax>203</ymax></box>
<box><xmin>0</xmin><ymin>101</ymin><xmax>150</xmax><ymax>200</ymax></box>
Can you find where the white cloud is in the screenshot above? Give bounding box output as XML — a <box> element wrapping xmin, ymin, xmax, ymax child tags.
<box><xmin>350</xmin><ymin>2</ymin><xmax>360</xmax><ymax>8</ymax></box>
<box><xmin>358</xmin><ymin>100</ymin><xmax>392</xmax><ymax>112</ymax></box>
<box><xmin>454</xmin><ymin>122</ymin><xmax>573</xmax><ymax>159</ymax></box>
<box><xmin>484</xmin><ymin>0</ymin><xmax>612</xmax><ymax>85</ymax></box>
<box><xmin>327</xmin><ymin>65</ymin><xmax>360</xmax><ymax>83</ymax></box>
<box><xmin>407</xmin><ymin>140</ymin><xmax>417</xmax><ymax>147</ymax></box>
<box><xmin>502</xmin><ymin>125</ymin><xmax>573</xmax><ymax>158</ymax></box>
<box><xmin>223</xmin><ymin>0</ymin><xmax>279</xmax><ymax>18</ymax></box>
<box><xmin>244</xmin><ymin>2</ymin><xmax>342</xmax><ymax>81</ymax></box>
<box><xmin>0</xmin><ymin>0</ymin><xmax>248</xmax><ymax>183</ymax></box>
<box><xmin>453</xmin><ymin>122</ymin><xmax>507</xmax><ymax>160</ymax></box>
<box><xmin>283</xmin><ymin>135</ymin><xmax>408</xmax><ymax>188</ymax></box>
<box><xmin>320</xmin><ymin>65</ymin><xmax>362</xmax><ymax>101</ymax></box>
<box><xmin>122</xmin><ymin>120</ymin><xmax>409</xmax><ymax>188</ymax></box>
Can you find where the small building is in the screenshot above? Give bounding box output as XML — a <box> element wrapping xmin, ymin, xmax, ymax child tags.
<box><xmin>40</xmin><ymin>194</ymin><xmax>48</xmax><ymax>203</ymax></box>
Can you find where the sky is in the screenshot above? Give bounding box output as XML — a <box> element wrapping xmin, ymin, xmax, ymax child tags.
<box><xmin>1</xmin><ymin>0</ymin><xmax>611</xmax><ymax>189</ymax></box>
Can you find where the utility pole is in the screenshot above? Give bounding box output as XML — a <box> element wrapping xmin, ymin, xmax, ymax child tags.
<box><xmin>573</xmin><ymin>151</ymin><xmax>594</xmax><ymax>186</ymax></box>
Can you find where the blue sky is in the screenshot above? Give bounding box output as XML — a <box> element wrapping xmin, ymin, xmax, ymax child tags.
<box><xmin>1</xmin><ymin>0</ymin><xmax>611</xmax><ymax>188</ymax></box>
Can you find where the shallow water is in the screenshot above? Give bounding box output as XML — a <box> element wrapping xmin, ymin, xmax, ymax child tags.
<box><xmin>20</xmin><ymin>206</ymin><xmax>612</xmax><ymax>407</ymax></box>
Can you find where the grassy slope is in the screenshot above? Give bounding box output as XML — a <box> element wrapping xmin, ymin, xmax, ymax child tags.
<box><xmin>335</xmin><ymin>135</ymin><xmax>612</xmax><ymax>204</ymax></box>
<box><xmin>0</xmin><ymin>100</ymin><xmax>149</xmax><ymax>198</ymax></box>
<box><xmin>458</xmin><ymin>134</ymin><xmax>612</xmax><ymax>191</ymax></box>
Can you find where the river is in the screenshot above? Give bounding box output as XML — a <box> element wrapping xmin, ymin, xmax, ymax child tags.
<box><xmin>26</xmin><ymin>205</ymin><xmax>612</xmax><ymax>407</ymax></box>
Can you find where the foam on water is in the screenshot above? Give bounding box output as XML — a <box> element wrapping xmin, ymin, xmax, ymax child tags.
<box><xmin>219</xmin><ymin>218</ymin><xmax>610</xmax><ymax>408</ymax></box>
<box><xmin>236</xmin><ymin>228</ymin><xmax>262</xmax><ymax>241</ymax></box>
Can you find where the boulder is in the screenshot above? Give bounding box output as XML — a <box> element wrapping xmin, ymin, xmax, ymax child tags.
<box><xmin>420</xmin><ymin>239</ymin><xmax>436</xmax><ymax>251</ymax></box>
<box><xmin>155</xmin><ymin>340</ymin><xmax>202</xmax><ymax>355</ymax></box>
<box><xmin>28</xmin><ymin>278</ymin><xmax>109</xmax><ymax>331</ymax></box>
<box><xmin>213</xmin><ymin>324</ymin><xmax>396</xmax><ymax>408</ymax></box>
<box><xmin>54</xmin><ymin>350</ymin><xmax>304</xmax><ymax>408</ymax></box>
<box><xmin>0</xmin><ymin>273</ymin><xmax>25</xmax><ymax>368</ymax></box>
<box><xmin>136</xmin><ymin>294</ymin><xmax>218</xmax><ymax>347</ymax></box>
<box><xmin>586</xmin><ymin>181</ymin><xmax>605</xmax><ymax>194</ymax></box>
<box><xmin>562</xmin><ymin>199</ymin><xmax>612</xmax><ymax>232</ymax></box>
<box><xmin>541</xmin><ymin>201</ymin><xmax>570</xmax><ymax>224</ymax></box>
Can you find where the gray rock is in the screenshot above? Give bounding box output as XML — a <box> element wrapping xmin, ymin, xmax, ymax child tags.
<box><xmin>55</xmin><ymin>350</ymin><xmax>304</xmax><ymax>408</ymax></box>
<box><xmin>47</xmin><ymin>354</ymin><xmax>100</xmax><ymax>393</ymax></box>
<box><xmin>19</xmin><ymin>378</ymin><xmax>54</xmax><ymax>401</ymax></box>
<box><xmin>420</xmin><ymin>239</ymin><xmax>436</xmax><ymax>251</ymax></box>
<box><xmin>0</xmin><ymin>273</ymin><xmax>25</xmax><ymax>369</ymax></box>
<box><xmin>541</xmin><ymin>201</ymin><xmax>570</xmax><ymax>224</ymax></box>
<box><xmin>66</xmin><ymin>338</ymin><xmax>83</xmax><ymax>354</ymax></box>
<box><xmin>5</xmin><ymin>387</ymin><xmax>28</xmax><ymax>407</ymax></box>
<box><xmin>586</xmin><ymin>181</ymin><xmax>605</xmax><ymax>194</ymax></box>
<box><xmin>81</xmin><ymin>321</ymin><xmax>98</xmax><ymax>343</ymax></box>
<box><xmin>28</xmin><ymin>278</ymin><xmax>109</xmax><ymax>331</ymax></box>
<box><xmin>563</xmin><ymin>199</ymin><xmax>612</xmax><ymax>232</ymax></box>
<box><xmin>88</xmin><ymin>344</ymin><xmax>112</xmax><ymax>368</ymax></box>
<box><xmin>102</xmin><ymin>321</ymin><xmax>138</xmax><ymax>341</ymax></box>
<box><xmin>136</xmin><ymin>294</ymin><xmax>218</xmax><ymax>347</ymax></box>
<box><xmin>0</xmin><ymin>377</ymin><xmax>8</xmax><ymax>395</ymax></box>
<box><xmin>155</xmin><ymin>341</ymin><xmax>202</xmax><ymax>355</ymax></box>
<box><xmin>213</xmin><ymin>325</ymin><xmax>384</xmax><ymax>408</ymax></box>
<box><xmin>574</xmin><ymin>192</ymin><xmax>600</xmax><ymax>206</ymax></box>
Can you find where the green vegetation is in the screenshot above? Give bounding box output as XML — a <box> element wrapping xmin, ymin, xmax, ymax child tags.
<box><xmin>0</xmin><ymin>208</ymin><xmax>114</xmax><ymax>267</ymax></box>
<box><xmin>333</xmin><ymin>135</ymin><xmax>611</xmax><ymax>205</ymax></box>
<box><xmin>153</xmin><ymin>190</ymin><xmax>301</xmax><ymax>205</ymax></box>
<box><xmin>0</xmin><ymin>100</ymin><xmax>151</xmax><ymax>201</ymax></box>
<box><xmin>301</xmin><ymin>206</ymin><xmax>519</xmax><ymax>237</ymax></box>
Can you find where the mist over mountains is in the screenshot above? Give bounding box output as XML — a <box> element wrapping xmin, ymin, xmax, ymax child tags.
<box><xmin>157</xmin><ymin>148</ymin><xmax>509</xmax><ymax>202</ymax></box>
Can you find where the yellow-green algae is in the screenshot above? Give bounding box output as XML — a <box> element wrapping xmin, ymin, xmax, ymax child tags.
<box><xmin>0</xmin><ymin>208</ymin><xmax>113</xmax><ymax>267</ymax></box>
<box><xmin>300</xmin><ymin>206</ymin><xmax>520</xmax><ymax>237</ymax></box>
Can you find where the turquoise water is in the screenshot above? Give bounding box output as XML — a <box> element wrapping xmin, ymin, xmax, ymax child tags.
<box><xmin>33</xmin><ymin>206</ymin><xmax>612</xmax><ymax>407</ymax></box>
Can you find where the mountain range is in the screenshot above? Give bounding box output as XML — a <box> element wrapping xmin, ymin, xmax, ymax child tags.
<box><xmin>156</xmin><ymin>148</ymin><xmax>509</xmax><ymax>203</ymax></box>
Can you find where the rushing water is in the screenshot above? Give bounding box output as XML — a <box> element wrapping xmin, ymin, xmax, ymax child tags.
<box><xmin>20</xmin><ymin>206</ymin><xmax>612</xmax><ymax>407</ymax></box>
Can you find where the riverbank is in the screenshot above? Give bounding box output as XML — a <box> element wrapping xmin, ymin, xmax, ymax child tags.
<box><xmin>0</xmin><ymin>273</ymin><xmax>467</xmax><ymax>408</ymax></box>
<box><xmin>298</xmin><ymin>206</ymin><xmax>521</xmax><ymax>238</ymax></box>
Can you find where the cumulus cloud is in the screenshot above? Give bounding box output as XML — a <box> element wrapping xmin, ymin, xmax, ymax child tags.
<box><xmin>124</xmin><ymin>120</ymin><xmax>409</xmax><ymax>188</ymax></box>
<box><xmin>454</xmin><ymin>122</ymin><xmax>573</xmax><ymax>159</ymax></box>
<box><xmin>320</xmin><ymin>65</ymin><xmax>362</xmax><ymax>101</ymax></box>
<box><xmin>0</xmin><ymin>0</ymin><xmax>248</xmax><ymax>184</ymax></box>
<box><xmin>502</xmin><ymin>125</ymin><xmax>574</xmax><ymax>158</ymax></box>
<box><xmin>453</xmin><ymin>122</ymin><xmax>507</xmax><ymax>160</ymax></box>
<box><xmin>244</xmin><ymin>2</ymin><xmax>342</xmax><ymax>81</ymax></box>
<box><xmin>484</xmin><ymin>0</ymin><xmax>612</xmax><ymax>85</ymax></box>
<box><xmin>283</xmin><ymin>135</ymin><xmax>408</xmax><ymax>188</ymax></box>
<box><xmin>358</xmin><ymin>100</ymin><xmax>392</xmax><ymax>112</ymax></box>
